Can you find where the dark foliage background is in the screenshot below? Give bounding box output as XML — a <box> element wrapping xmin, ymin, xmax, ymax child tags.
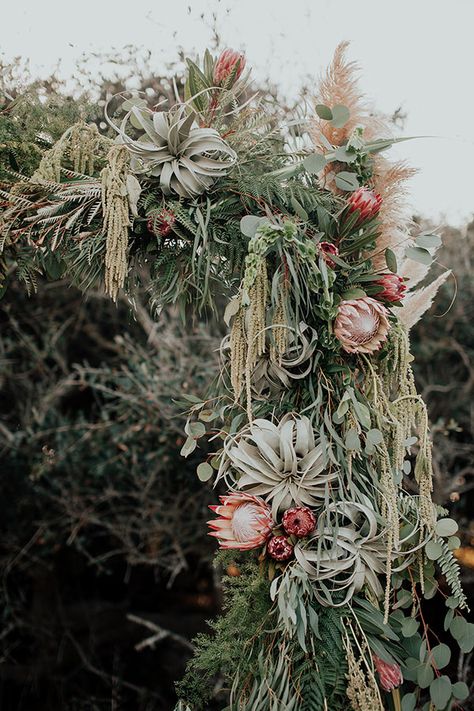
<box><xmin>0</xmin><ymin>54</ymin><xmax>473</xmax><ymax>710</ymax></box>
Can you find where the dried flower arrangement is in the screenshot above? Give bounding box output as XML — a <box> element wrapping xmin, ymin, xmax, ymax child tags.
<box><xmin>0</xmin><ymin>44</ymin><xmax>471</xmax><ymax>711</ymax></box>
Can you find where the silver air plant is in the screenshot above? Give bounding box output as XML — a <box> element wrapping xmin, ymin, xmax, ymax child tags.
<box><xmin>294</xmin><ymin>501</ymin><xmax>386</xmax><ymax>606</ymax></box>
<box><xmin>218</xmin><ymin>413</ymin><xmax>339</xmax><ymax>517</ymax></box>
<box><xmin>107</xmin><ymin>99</ymin><xmax>237</xmax><ymax>199</ymax></box>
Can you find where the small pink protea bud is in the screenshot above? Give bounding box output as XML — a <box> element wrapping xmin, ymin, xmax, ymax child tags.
<box><xmin>267</xmin><ymin>535</ymin><xmax>294</xmax><ymax>561</ymax></box>
<box><xmin>282</xmin><ymin>506</ymin><xmax>316</xmax><ymax>538</ymax></box>
<box><xmin>373</xmin><ymin>655</ymin><xmax>403</xmax><ymax>692</ymax></box>
<box><xmin>318</xmin><ymin>241</ymin><xmax>339</xmax><ymax>269</ymax></box>
<box><xmin>375</xmin><ymin>273</ymin><xmax>407</xmax><ymax>303</ymax></box>
<box><xmin>208</xmin><ymin>492</ymin><xmax>273</xmax><ymax>551</ymax></box>
<box><xmin>213</xmin><ymin>49</ymin><xmax>246</xmax><ymax>85</ymax></box>
<box><xmin>148</xmin><ymin>209</ymin><xmax>176</xmax><ymax>238</ymax></box>
<box><xmin>347</xmin><ymin>187</ymin><xmax>382</xmax><ymax>224</ymax></box>
<box><xmin>334</xmin><ymin>297</ymin><xmax>390</xmax><ymax>354</ymax></box>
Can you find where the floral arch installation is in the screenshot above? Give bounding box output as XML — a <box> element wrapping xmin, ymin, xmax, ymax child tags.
<box><xmin>1</xmin><ymin>43</ymin><xmax>472</xmax><ymax>711</ymax></box>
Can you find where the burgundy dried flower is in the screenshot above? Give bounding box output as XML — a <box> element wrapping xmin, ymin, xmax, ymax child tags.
<box><xmin>282</xmin><ymin>506</ymin><xmax>316</xmax><ymax>537</ymax></box>
<box><xmin>373</xmin><ymin>655</ymin><xmax>403</xmax><ymax>692</ymax></box>
<box><xmin>318</xmin><ymin>241</ymin><xmax>339</xmax><ymax>269</ymax></box>
<box><xmin>213</xmin><ymin>49</ymin><xmax>246</xmax><ymax>86</ymax></box>
<box><xmin>347</xmin><ymin>187</ymin><xmax>382</xmax><ymax>224</ymax></box>
<box><xmin>267</xmin><ymin>535</ymin><xmax>294</xmax><ymax>561</ymax></box>
<box><xmin>148</xmin><ymin>209</ymin><xmax>176</xmax><ymax>238</ymax></box>
<box><xmin>375</xmin><ymin>273</ymin><xmax>407</xmax><ymax>303</ymax></box>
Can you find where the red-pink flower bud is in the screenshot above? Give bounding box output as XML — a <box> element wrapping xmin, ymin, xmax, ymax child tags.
<box><xmin>267</xmin><ymin>535</ymin><xmax>294</xmax><ymax>561</ymax></box>
<box><xmin>318</xmin><ymin>241</ymin><xmax>339</xmax><ymax>269</ymax></box>
<box><xmin>148</xmin><ymin>209</ymin><xmax>176</xmax><ymax>238</ymax></box>
<box><xmin>375</xmin><ymin>273</ymin><xmax>407</xmax><ymax>303</ymax></box>
<box><xmin>282</xmin><ymin>506</ymin><xmax>316</xmax><ymax>537</ymax></box>
<box><xmin>373</xmin><ymin>655</ymin><xmax>403</xmax><ymax>692</ymax></box>
<box><xmin>213</xmin><ymin>49</ymin><xmax>246</xmax><ymax>86</ymax></box>
<box><xmin>347</xmin><ymin>187</ymin><xmax>382</xmax><ymax>224</ymax></box>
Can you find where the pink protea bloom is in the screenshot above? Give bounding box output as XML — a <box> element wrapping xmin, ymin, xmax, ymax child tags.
<box><xmin>334</xmin><ymin>297</ymin><xmax>390</xmax><ymax>354</ymax></box>
<box><xmin>267</xmin><ymin>535</ymin><xmax>294</xmax><ymax>561</ymax></box>
<box><xmin>282</xmin><ymin>506</ymin><xmax>316</xmax><ymax>538</ymax></box>
<box><xmin>208</xmin><ymin>492</ymin><xmax>273</xmax><ymax>550</ymax></box>
<box><xmin>375</xmin><ymin>273</ymin><xmax>407</xmax><ymax>303</ymax></box>
<box><xmin>318</xmin><ymin>241</ymin><xmax>339</xmax><ymax>269</ymax></box>
<box><xmin>213</xmin><ymin>49</ymin><xmax>246</xmax><ymax>85</ymax></box>
<box><xmin>347</xmin><ymin>187</ymin><xmax>382</xmax><ymax>224</ymax></box>
<box><xmin>373</xmin><ymin>655</ymin><xmax>403</xmax><ymax>692</ymax></box>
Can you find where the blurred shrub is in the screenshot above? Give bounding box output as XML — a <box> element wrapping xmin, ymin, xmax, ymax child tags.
<box><xmin>0</xmin><ymin>281</ymin><xmax>221</xmax><ymax>709</ymax></box>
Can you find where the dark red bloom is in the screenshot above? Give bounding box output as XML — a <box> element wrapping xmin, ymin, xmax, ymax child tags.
<box><xmin>347</xmin><ymin>187</ymin><xmax>382</xmax><ymax>224</ymax></box>
<box><xmin>373</xmin><ymin>655</ymin><xmax>403</xmax><ymax>691</ymax></box>
<box><xmin>148</xmin><ymin>209</ymin><xmax>176</xmax><ymax>238</ymax></box>
<box><xmin>267</xmin><ymin>535</ymin><xmax>294</xmax><ymax>561</ymax></box>
<box><xmin>318</xmin><ymin>241</ymin><xmax>339</xmax><ymax>269</ymax></box>
<box><xmin>282</xmin><ymin>506</ymin><xmax>316</xmax><ymax>537</ymax></box>
<box><xmin>375</xmin><ymin>273</ymin><xmax>407</xmax><ymax>303</ymax></box>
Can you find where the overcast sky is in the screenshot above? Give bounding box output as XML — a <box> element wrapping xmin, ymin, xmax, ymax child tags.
<box><xmin>2</xmin><ymin>0</ymin><xmax>474</xmax><ymax>226</ymax></box>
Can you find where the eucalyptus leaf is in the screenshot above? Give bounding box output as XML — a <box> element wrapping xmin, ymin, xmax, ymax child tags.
<box><xmin>366</xmin><ymin>429</ymin><xmax>383</xmax><ymax>446</ymax></box>
<box><xmin>315</xmin><ymin>104</ymin><xmax>333</xmax><ymax>120</ymax></box>
<box><xmin>435</xmin><ymin>518</ymin><xmax>458</xmax><ymax>537</ymax></box>
<box><xmin>180</xmin><ymin>436</ymin><xmax>197</xmax><ymax>458</ymax></box>
<box><xmin>452</xmin><ymin>681</ymin><xmax>469</xmax><ymax>701</ymax></box>
<box><xmin>303</xmin><ymin>152</ymin><xmax>326</xmax><ymax>174</ymax></box>
<box><xmin>334</xmin><ymin>171</ymin><xmax>359</xmax><ymax>191</ymax></box>
<box><xmin>429</xmin><ymin>675</ymin><xmax>452</xmax><ymax>709</ymax></box>
<box><xmin>240</xmin><ymin>214</ymin><xmax>266</xmax><ymax>238</ymax></box>
<box><xmin>430</xmin><ymin>643</ymin><xmax>451</xmax><ymax>669</ymax></box>
<box><xmin>417</xmin><ymin>663</ymin><xmax>434</xmax><ymax>689</ymax></box>
<box><xmin>197</xmin><ymin>462</ymin><xmax>213</xmax><ymax>482</ymax></box>
<box><xmin>385</xmin><ymin>247</ymin><xmax>398</xmax><ymax>273</ymax></box>
<box><xmin>416</xmin><ymin>233</ymin><xmax>442</xmax><ymax>249</ymax></box>
<box><xmin>405</xmin><ymin>246</ymin><xmax>432</xmax><ymax>265</ymax></box>
<box><xmin>425</xmin><ymin>540</ymin><xmax>443</xmax><ymax>560</ymax></box>
<box><xmin>401</xmin><ymin>693</ymin><xmax>417</xmax><ymax>711</ymax></box>
<box><xmin>330</xmin><ymin>104</ymin><xmax>350</xmax><ymax>129</ymax></box>
<box><xmin>401</xmin><ymin>617</ymin><xmax>419</xmax><ymax>637</ymax></box>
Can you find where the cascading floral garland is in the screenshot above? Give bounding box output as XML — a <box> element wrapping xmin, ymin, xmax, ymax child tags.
<box><xmin>0</xmin><ymin>44</ymin><xmax>472</xmax><ymax>711</ymax></box>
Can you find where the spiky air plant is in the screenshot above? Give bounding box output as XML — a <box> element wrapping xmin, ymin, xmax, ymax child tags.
<box><xmin>293</xmin><ymin>502</ymin><xmax>387</xmax><ymax>606</ymax></box>
<box><xmin>218</xmin><ymin>414</ymin><xmax>340</xmax><ymax>516</ymax></box>
<box><xmin>108</xmin><ymin>101</ymin><xmax>237</xmax><ymax>198</ymax></box>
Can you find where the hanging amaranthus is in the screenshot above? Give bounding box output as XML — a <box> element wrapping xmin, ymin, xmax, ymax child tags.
<box><xmin>343</xmin><ymin>632</ymin><xmax>384</xmax><ymax>711</ymax></box>
<box><xmin>32</xmin><ymin>121</ymin><xmax>109</xmax><ymax>183</ymax></box>
<box><xmin>101</xmin><ymin>145</ymin><xmax>131</xmax><ymax>301</ymax></box>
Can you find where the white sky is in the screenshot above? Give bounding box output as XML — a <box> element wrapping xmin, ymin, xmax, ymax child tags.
<box><xmin>2</xmin><ymin>0</ymin><xmax>474</xmax><ymax>225</ymax></box>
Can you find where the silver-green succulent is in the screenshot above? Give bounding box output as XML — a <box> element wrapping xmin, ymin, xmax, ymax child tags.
<box><xmin>110</xmin><ymin>102</ymin><xmax>237</xmax><ymax>199</ymax></box>
<box><xmin>294</xmin><ymin>501</ymin><xmax>386</xmax><ymax>606</ymax></box>
<box><xmin>218</xmin><ymin>413</ymin><xmax>340</xmax><ymax>516</ymax></box>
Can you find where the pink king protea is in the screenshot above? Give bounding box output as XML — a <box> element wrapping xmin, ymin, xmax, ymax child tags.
<box><xmin>213</xmin><ymin>49</ymin><xmax>246</xmax><ymax>85</ymax></box>
<box><xmin>373</xmin><ymin>655</ymin><xmax>403</xmax><ymax>692</ymax></box>
<box><xmin>347</xmin><ymin>187</ymin><xmax>382</xmax><ymax>224</ymax></box>
<box><xmin>282</xmin><ymin>506</ymin><xmax>316</xmax><ymax>537</ymax></box>
<box><xmin>334</xmin><ymin>297</ymin><xmax>390</xmax><ymax>354</ymax></box>
<box><xmin>375</xmin><ymin>273</ymin><xmax>407</xmax><ymax>303</ymax></box>
<box><xmin>208</xmin><ymin>492</ymin><xmax>273</xmax><ymax>550</ymax></box>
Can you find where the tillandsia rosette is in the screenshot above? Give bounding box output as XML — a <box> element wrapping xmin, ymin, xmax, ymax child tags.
<box><xmin>0</xmin><ymin>43</ymin><xmax>471</xmax><ymax>711</ymax></box>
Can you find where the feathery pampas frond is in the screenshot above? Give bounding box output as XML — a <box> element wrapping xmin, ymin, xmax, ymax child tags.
<box><xmin>311</xmin><ymin>43</ymin><xmax>416</xmax><ymax>270</ymax></box>
<box><xmin>398</xmin><ymin>270</ymin><xmax>451</xmax><ymax>330</ymax></box>
<box><xmin>310</xmin><ymin>41</ymin><xmax>382</xmax><ymax>149</ymax></box>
